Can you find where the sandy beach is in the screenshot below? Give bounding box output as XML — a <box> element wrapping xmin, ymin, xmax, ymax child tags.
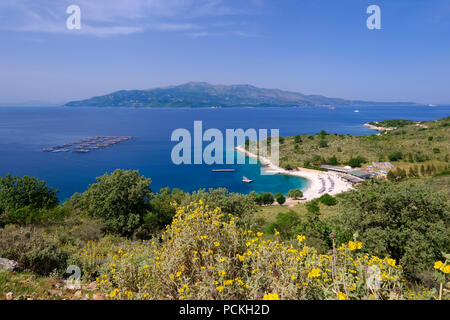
<box><xmin>363</xmin><ymin>122</ymin><xmax>396</xmax><ymax>132</ymax></box>
<box><xmin>235</xmin><ymin>146</ymin><xmax>354</xmax><ymax>205</ymax></box>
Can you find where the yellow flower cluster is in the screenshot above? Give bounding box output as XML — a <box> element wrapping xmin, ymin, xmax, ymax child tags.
<box><xmin>434</xmin><ymin>261</ymin><xmax>450</xmax><ymax>274</ymax></box>
<box><xmin>263</xmin><ymin>293</ymin><xmax>280</xmax><ymax>300</ymax></box>
<box><xmin>348</xmin><ymin>241</ymin><xmax>363</xmax><ymax>251</ymax></box>
<box><xmin>87</xmin><ymin>201</ymin><xmax>439</xmax><ymax>301</ymax></box>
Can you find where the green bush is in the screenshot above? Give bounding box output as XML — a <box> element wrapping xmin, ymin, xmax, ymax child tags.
<box><xmin>348</xmin><ymin>156</ymin><xmax>366</xmax><ymax>168</ymax></box>
<box><xmin>0</xmin><ymin>225</ymin><xmax>69</xmax><ymax>276</ymax></box>
<box><xmin>318</xmin><ymin>194</ymin><xmax>337</xmax><ymax>206</ymax></box>
<box><xmin>256</xmin><ymin>192</ymin><xmax>275</xmax><ymax>206</ymax></box>
<box><xmin>287</xmin><ymin>189</ymin><xmax>303</xmax><ymax>200</ymax></box>
<box><xmin>275</xmin><ymin>192</ymin><xmax>286</xmax><ymax>205</ymax></box>
<box><xmin>74</xmin><ymin>169</ymin><xmax>153</xmax><ymax>236</ymax></box>
<box><xmin>266</xmin><ymin>211</ymin><xmax>301</xmax><ymax>239</ymax></box>
<box><xmin>188</xmin><ymin>188</ymin><xmax>257</xmax><ymax>218</ymax></box>
<box><xmin>388</xmin><ymin>151</ymin><xmax>404</xmax><ymax>162</ymax></box>
<box><xmin>0</xmin><ymin>174</ymin><xmax>58</xmax><ymax>214</ymax></box>
<box><xmin>0</xmin><ymin>205</ymin><xmax>70</xmax><ymax>226</ymax></box>
<box><xmin>337</xmin><ymin>179</ymin><xmax>450</xmax><ymax>280</ymax></box>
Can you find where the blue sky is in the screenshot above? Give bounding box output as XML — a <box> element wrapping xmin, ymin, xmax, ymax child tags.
<box><xmin>0</xmin><ymin>0</ymin><xmax>449</xmax><ymax>104</ymax></box>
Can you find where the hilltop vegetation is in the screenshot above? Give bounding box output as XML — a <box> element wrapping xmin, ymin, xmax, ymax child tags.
<box><xmin>272</xmin><ymin>116</ymin><xmax>450</xmax><ymax>171</ymax></box>
<box><xmin>368</xmin><ymin>119</ymin><xmax>416</xmax><ymax>128</ymax></box>
<box><xmin>65</xmin><ymin>82</ymin><xmax>415</xmax><ymax>108</ymax></box>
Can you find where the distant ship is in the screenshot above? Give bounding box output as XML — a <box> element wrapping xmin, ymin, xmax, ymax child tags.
<box><xmin>242</xmin><ymin>176</ymin><xmax>253</xmax><ymax>183</ymax></box>
<box><xmin>428</xmin><ymin>104</ymin><xmax>436</xmax><ymax>107</ymax></box>
<box><xmin>354</xmin><ymin>110</ymin><xmax>360</xmax><ymax>113</ymax></box>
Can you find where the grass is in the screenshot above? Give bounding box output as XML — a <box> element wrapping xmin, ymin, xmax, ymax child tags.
<box><xmin>0</xmin><ymin>271</ymin><xmax>102</xmax><ymax>300</ymax></box>
<box><xmin>0</xmin><ymin>271</ymin><xmax>55</xmax><ymax>300</ymax></box>
<box><xmin>254</xmin><ymin>201</ymin><xmax>339</xmax><ymax>224</ymax></box>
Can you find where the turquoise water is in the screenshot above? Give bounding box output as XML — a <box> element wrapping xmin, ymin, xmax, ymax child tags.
<box><xmin>0</xmin><ymin>105</ymin><xmax>448</xmax><ymax>201</ymax></box>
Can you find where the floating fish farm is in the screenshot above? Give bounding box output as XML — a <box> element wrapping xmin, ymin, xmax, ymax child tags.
<box><xmin>42</xmin><ymin>136</ymin><xmax>133</xmax><ymax>154</ymax></box>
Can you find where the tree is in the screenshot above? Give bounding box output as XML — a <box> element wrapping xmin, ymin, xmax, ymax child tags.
<box><xmin>0</xmin><ymin>174</ymin><xmax>58</xmax><ymax>213</ymax></box>
<box><xmin>348</xmin><ymin>156</ymin><xmax>366</xmax><ymax>168</ymax></box>
<box><xmin>337</xmin><ymin>179</ymin><xmax>450</xmax><ymax>280</ymax></box>
<box><xmin>77</xmin><ymin>170</ymin><xmax>153</xmax><ymax>236</ymax></box>
<box><xmin>319</xmin><ymin>139</ymin><xmax>328</xmax><ymax>148</ymax></box>
<box><xmin>275</xmin><ymin>192</ymin><xmax>286</xmax><ymax>205</ymax></box>
<box><xmin>318</xmin><ymin>194</ymin><xmax>337</xmax><ymax>206</ymax></box>
<box><xmin>294</xmin><ymin>135</ymin><xmax>302</xmax><ymax>144</ymax></box>
<box><xmin>327</xmin><ymin>156</ymin><xmax>339</xmax><ymax>166</ymax></box>
<box><xmin>288</xmin><ymin>189</ymin><xmax>303</xmax><ymax>200</ymax></box>
<box><xmin>256</xmin><ymin>192</ymin><xmax>274</xmax><ymax>206</ymax></box>
<box><xmin>388</xmin><ymin>151</ymin><xmax>403</xmax><ymax>162</ymax></box>
<box><xmin>319</xmin><ymin>130</ymin><xmax>328</xmax><ymax>137</ymax></box>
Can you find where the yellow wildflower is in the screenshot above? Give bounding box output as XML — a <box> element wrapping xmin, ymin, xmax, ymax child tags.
<box><xmin>263</xmin><ymin>293</ymin><xmax>280</xmax><ymax>300</ymax></box>
<box><xmin>338</xmin><ymin>292</ymin><xmax>347</xmax><ymax>300</ymax></box>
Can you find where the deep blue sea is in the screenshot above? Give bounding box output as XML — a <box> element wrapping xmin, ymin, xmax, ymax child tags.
<box><xmin>0</xmin><ymin>105</ymin><xmax>449</xmax><ymax>201</ymax></box>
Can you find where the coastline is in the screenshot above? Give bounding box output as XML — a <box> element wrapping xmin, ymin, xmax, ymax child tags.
<box><xmin>363</xmin><ymin>122</ymin><xmax>396</xmax><ymax>132</ymax></box>
<box><xmin>235</xmin><ymin>146</ymin><xmax>354</xmax><ymax>205</ymax></box>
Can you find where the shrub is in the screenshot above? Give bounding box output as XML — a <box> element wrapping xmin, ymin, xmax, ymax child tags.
<box><xmin>95</xmin><ymin>202</ymin><xmax>422</xmax><ymax>300</ymax></box>
<box><xmin>337</xmin><ymin>179</ymin><xmax>450</xmax><ymax>280</ymax></box>
<box><xmin>288</xmin><ymin>189</ymin><xmax>303</xmax><ymax>200</ymax></box>
<box><xmin>0</xmin><ymin>205</ymin><xmax>70</xmax><ymax>226</ymax></box>
<box><xmin>0</xmin><ymin>174</ymin><xmax>58</xmax><ymax>214</ymax></box>
<box><xmin>388</xmin><ymin>152</ymin><xmax>404</xmax><ymax>162</ymax></box>
<box><xmin>0</xmin><ymin>225</ymin><xmax>69</xmax><ymax>276</ymax></box>
<box><xmin>75</xmin><ymin>170</ymin><xmax>153</xmax><ymax>236</ymax></box>
<box><xmin>318</xmin><ymin>194</ymin><xmax>337</xmax><ymax>206</ymax></box>
<box><xmin>348</xmin><ymin>156</ymin><xmax>366</xmax><ymax>168</ymax></box>
<box><xmin>327</xmin><ymin>156</ymin><xmax>339</xmax><ymax>166</ymax></box>
<box><xmin>188</xmin><ymin>188</ymin><xmax>257</xmax><ymax>218</ymax></box>
<box><xmin>266</xmin><ymin>211</ymin><xmax>301</xmax><ymax>239</ymax></box>
<box><xmin>319</xmin><ymin>140</ymin><xmax>328</xmax><ymax>148</ymax></box>
<box><xmin>275</xmin><ymin>193</ymin><xmax>286</xmax><ymax>205</ymax></box>
<box><xmin>256</xmin><ymin>193</ymin><xmax>275</xmax><ymax>206</ymax></box>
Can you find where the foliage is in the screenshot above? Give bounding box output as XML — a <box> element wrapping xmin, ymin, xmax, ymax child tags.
<box><xmin>0</xmin><ymin>225</ymin><xmax>69</xmax><ymax>276</ymax></box>
<box><xmin>275</xmin><ymin>192</ymin><xmax>286</xmax><ymax>205</ymax></box>
<box><xmin>288</xmin><ymin>189</ymin><xmax>303</xmax><ymax>200</ymax></box>
<box><xmin>273</xmin><ymin>117</ymin><xmax>449</xmax><ymax>170</ymax></box>
<box><xmin>337</xmin><ymin>179</ymin><xmax>450</xmax><ymax>280</ymax></box>
<box><xmin>388</xmin><ymin>151</ymin><xmax>404</xmax><ymax>162</ymax></box>
<box><xmin>0</xmin><ymin>174</ymin><xmax>58</xmax><ymax>216</ymax></box>
<box><xmin>266</xmin><ymin>211</ymin><xmax>301</xmax><ymax>239</ymax></box>
<box><xmin>256</xmin><ymin>193</ymin><xmax>275</xmax><ymax>206</ymax></box>
<box><xmin>348</xmin><ymin>156</ymin><xmax>367</xmax><ymax>168</ymax></box>
<box><xmin>93</xmin><ymin>202</ymin><xmax>433</xmax><ymax>300</ymax></box>
<box><xmin>73</xmin><ymin>169</ymin><xmax>153</xmax><ymax>236</ymax></box>
<box><xmin>188</xmin><ymin>188</ymin><xmax>257</xmax><ymax>218</ymax></box>
<box><xmin>0</xmin><ymin>205</ymin><xmax>70</xmax><ymax>227</ymax></box>
<box><xmin>318</xmin><ymin>194</ymin><xmax>337</xmax><ymax>206</ymax></box>
<box><xmin>369</xmin><ymin>120</ymin><xmax>415</xmax><ymax>128</ymax></box>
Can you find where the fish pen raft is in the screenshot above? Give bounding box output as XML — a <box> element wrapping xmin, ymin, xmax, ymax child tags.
<box><xmin>42</xmin><ymin>136</ymin><xmax>133</xmax><ymax>154</ymax></box>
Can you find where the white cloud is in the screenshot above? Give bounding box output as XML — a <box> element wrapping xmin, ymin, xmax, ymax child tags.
<box><xmin>0</xmin><ymin>0</ymin><xmax>264</xmax><ymax>36</ymax></box>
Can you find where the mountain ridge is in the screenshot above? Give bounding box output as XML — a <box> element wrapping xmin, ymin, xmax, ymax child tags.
<box><xmin>65</xmin><ymin>82</ymin><xmax>418</xmax><ymax>108</ymax></box>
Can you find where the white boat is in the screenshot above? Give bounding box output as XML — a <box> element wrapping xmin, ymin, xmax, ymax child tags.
<box><xmin>242</xmin><ymin>176</ymin><xmax>253</xmax><ymax>183</ymax></box>
<box><xmin>354</xmin><ymin>110</ymin><xmax>360</xmax><ymax>113</ymax></box>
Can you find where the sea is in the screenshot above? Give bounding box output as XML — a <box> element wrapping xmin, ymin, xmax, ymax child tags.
<box><xmin>0</xmin><ymin>105</ymin><xmax>448</xmax><ymax>201</ymax></box>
